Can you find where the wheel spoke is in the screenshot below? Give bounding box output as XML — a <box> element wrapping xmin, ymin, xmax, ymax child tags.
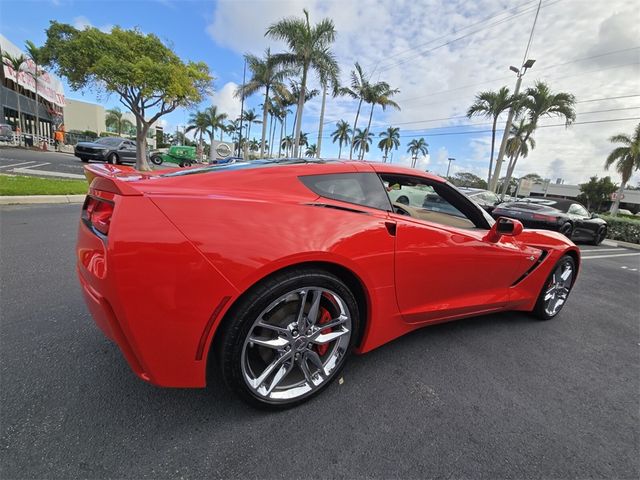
<box><xmin>306</xmin><ymin>290</ymin><xmax>323</xmax><ymax>327</ymax></box>
<box><xmin>544</xmin><ymin>287</ymin><xmax>555</xmax><ymax>301</ymax></box>
<box><xmin>318</xmin><ymin>314</ymin><xmax>348</xmax><ymax>331</ymax></box>
<box><xmin>248</xmin><ymin>335</ymin><xmax>289</xmax><ymax>350</ymax></box>
<box><xmin>305</xmin><ymin>350</ymin><xmax>325</xmax><ymax>377</ymax></box>
<box><xmin>311</xmin><ymin>327</ymin><xmax>349</xmax><ymax>345</ymax></box>
<box><xmin>560</xmin><ymin>267</ymin><xmax>572</xmax><ymax>282</ymax></box>
<box><xmin>298</xmin><ymin>356</ymin><xmax>315</xmax><ymax>386</ymax></box>
<box><xmin>264</xmin><ymin>362</ymin><xmax>293</xmax><ymax>395</ymax></box>
<box><xmin>295</xmin><ymin>290</ymin><xmax>309</xmax><ymax>331</ymax></box>
<box><xmin>256</xmin><ymin>320</ymin><xmax>290</xmax><ymax>336</ymax></box>
<box><xmin>249</xmin><ymin>351</ymin><xmax>291</xmax><ymax>390</ymax></box>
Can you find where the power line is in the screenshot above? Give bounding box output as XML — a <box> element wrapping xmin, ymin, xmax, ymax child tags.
<box><xmin>521</xmin><ymin>0</ymin><xmax>543</xmax><ymax>66</ymax></box>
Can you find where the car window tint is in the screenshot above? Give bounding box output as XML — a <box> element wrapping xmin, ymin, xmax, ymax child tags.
<box><xmin>299</xmin><ymin>173</ymin><xmax>391</xmax><ymax>211</ymax></box>
<box><xmin>568</xmin><ymin>203</ymin><xmax>588</xmax><ymax>216</ymax></box>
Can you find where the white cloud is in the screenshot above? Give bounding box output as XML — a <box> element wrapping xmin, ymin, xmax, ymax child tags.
<box><xmin>210</xmin><ymin>81</ymin><xmax>242</xmax><ymax>119</ymax></box>
<box><xmin>73</xmin><ymin>16</ymin><xmax>113</xmax><ymax>33</ymax></box>
<box><xmin>206</xmin><ymin>0</ymin><xmax>640</xmax><ymax>184</ymax></box>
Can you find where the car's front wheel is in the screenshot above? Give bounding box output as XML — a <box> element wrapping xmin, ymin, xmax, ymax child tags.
<box><xmin>107</xmin><ymin>153</ymin><xmax>120</xmax><ymax>165</ymax></box>
<box><xmin>532</xmin><ymin>255</ymin><xmax>576</xmax><ymax>320</ymax></box>
<box><xmin>559</xmin><ymin>222</ymin><xmax>573</xmax><ymax>239</ymax></box>
<box><xmin>591</xmin><ymin>225</ymin><xmax>607</xmax><ymax>246</ymax></box>
<box><xmin>217</xmin><ymin>269</ymin><xmax>359</xmax><ymax>408</ymax></box>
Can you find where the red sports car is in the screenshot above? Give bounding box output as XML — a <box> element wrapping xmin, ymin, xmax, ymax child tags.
<box><xmin>77</xmin><ymin>159</ymin><xmax>580</xmax><ymax>407</ymax></box>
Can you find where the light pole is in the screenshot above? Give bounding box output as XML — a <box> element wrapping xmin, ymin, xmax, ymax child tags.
<box><xmin>446</xmin><ymin>157</ymin><xmax>455</xmax><ymax>178</ymax></box>
<box><xmin>489</xmin><ymin>58</ymin><xmax>535</xmax><ymax>192</ymax></box>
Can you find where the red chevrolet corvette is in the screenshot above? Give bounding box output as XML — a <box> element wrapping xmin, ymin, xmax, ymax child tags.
<box><xmin>77</xmin><ymin>159</ymin><xmax>580</xmax><ymax>407</ymax></box>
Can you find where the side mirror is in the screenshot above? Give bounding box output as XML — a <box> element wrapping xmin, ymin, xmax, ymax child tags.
<box><xmin>590</xmin><ymin>212</ymin><xmax>599</xmax><ymax>219</ymax></box>
<box><xmin>484</xmin><ymin>217</ymin><xmax>523</xmax><ymax>242</ymax></box>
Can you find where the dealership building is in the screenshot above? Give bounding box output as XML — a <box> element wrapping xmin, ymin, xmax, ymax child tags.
<box><xmin>1</xmin><ymin>33</ymin><xmax>65</xmax><ymax>141</ymax></box>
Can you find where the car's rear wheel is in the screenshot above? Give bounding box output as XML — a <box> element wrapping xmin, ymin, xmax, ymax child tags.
<box><xmin>591</xmin><ymin>225</ymin><xmax>607</xmax><ymax>246</ymax></box>
<box><xmin>80</xmin><ymin>157</ymin><xmax>89</xmax><ymax>163</ymax></box>
<box><xmin>532</xmin><ymin>255</ymin><xmax>576</xmax><ymax>320</ymax></box>
<box><xmin>107</xmin><ymin>153</ymin><xmax>120</xmax><ymax>165</ymax></box>
<box><xmin>559</xmin><ymin>222</ymin><xmax>573</xmax><ymax>239</ymax></box>
<box><xmin>217</xmin><ymin>269</ymin><xmax>359</xmax><ymax>408</ymax></box>
<box><xmin>150</xmin><ymin>155</ymin><xmax>163</xmax><ymax>165</ymax></box>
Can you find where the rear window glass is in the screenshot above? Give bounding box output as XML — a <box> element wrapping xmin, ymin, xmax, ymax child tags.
<box><xmin>300</xmin><ymin>173</ymin><xmax>391</xmax><ymax>211</ymax></box>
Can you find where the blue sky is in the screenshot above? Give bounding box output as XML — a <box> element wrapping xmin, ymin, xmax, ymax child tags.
<box><xmin>1</xmin><ymin>0</ymin><xmax>638</xmax><ymax>183</ymax></box>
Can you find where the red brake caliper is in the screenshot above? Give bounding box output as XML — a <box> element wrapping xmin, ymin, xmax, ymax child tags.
<box><xmin>315</xmin><ymin>308</ymin><xmax>332</xmax><ymax>356</ymax></box>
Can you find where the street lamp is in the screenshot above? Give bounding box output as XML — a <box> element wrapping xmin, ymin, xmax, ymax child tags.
<box><xmin>489</xmin><ymin>58</ymin><xmax>536</xmax><ymax>192</ymax></box>
<box><xmin>446</xmin><ymin>157</ymin><xmax>455</xmax><ymax>178</ymax></box>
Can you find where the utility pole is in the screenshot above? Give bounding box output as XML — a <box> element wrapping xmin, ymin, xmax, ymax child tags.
<box><xmin>446</xmin><ymin>157</ymin><xmax>455</xmax><ymax>178</ymax></box>
<box><xmin>237</xmin><ymin>58</ymin><xmax>246</xmax><ymax>157</ymax></box>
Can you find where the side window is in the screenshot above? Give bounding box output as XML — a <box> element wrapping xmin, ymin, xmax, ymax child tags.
<box><xmin>299</xmin><ymin>173</ymin><xmax>391</xmax><ymax>211</ymax></box>
<box><xmin>568</xmin><ymin>203</ymin><xmax>588</xmax><ymax>216</ymax></box>
<box><xmin>381</xmin><ymin>174</ymin><xmax>491</xmax><ymax>230</ymax></box>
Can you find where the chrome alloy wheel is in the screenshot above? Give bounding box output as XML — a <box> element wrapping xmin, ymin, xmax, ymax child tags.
<box><xmin>241</xmin><ymin>287</ymin><xmax>352</xmax><ymax>402</ymax></box>
<box><xmin>543</xmin><ymin>260</ymin><xmax>574</xmax><ymax>316</ymax></box>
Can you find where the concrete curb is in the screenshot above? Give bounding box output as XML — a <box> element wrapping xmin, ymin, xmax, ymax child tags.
<box><xmin>0</xmin><ymin>195</ymin><xmax>85</xmax><ymax>205</ymax></box>
<box><xmin>602</xmin><ymin>239</ymin><xmax>640</xmax><ymax>250</ymax></box>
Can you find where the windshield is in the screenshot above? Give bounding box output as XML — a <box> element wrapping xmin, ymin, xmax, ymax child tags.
<box><xmin>94</xmin><ymin>137</ymin><xmax>123</xmax><ymax>146</ymax></box>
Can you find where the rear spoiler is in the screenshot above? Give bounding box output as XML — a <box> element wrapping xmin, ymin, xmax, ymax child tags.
<box><xmin>84</xmin><ymin>164</ymin><xmax>150</xmax><ymax>196</ymax></box>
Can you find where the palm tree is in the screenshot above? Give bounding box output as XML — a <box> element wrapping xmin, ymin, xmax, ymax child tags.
<box><xmin>185</xmin><ymin>110</ymin><xmax>209</xmax><ymax>161</ymax></box>
<box><xmin>499</xmin><ymin>81</ymin><xmax>576</xmax><ymax>197</ymax></box>
<box><xmin>341</xmin><ymin>63</ymin><xmax>370</xmax><ymax>160</ymax></box>
<box><xmin>266</xmin><ymin>9</ymin><xmax>339</xmax><ymax>157</ymax></box>
<box><xmin>467</xmin><ymin>86</ymin><xmax>516</xmax><ymax>185</ymax></box>
<box><xmin>298</xmin><ymin>131</ymin><xmax>309</xmax><ymax>148</ymax></box>
<box><xmin>202</xmin><ymin>106</ymin><xmax>228</xmax><ymax>161</ymax></box>
<box><xmin>281</xmin><ymin>135</ymin><xmax>294</xmax><ymax>157</ymax></box>
<box><xmin>2</xmin><ymin>52</ymin><xmax>27</xmax><ymax>145</ymax></box>
<box><xmin>235</xmin><ymin>49</ymin><xmax>291</xmax><ymax>157</ymax></box>
<box><xmin>24</xmin><ymin>40</ymin><xmax>46</xmax><ymax>140</ymax></box>
<box><xmin>105</xmin><ymin>107</ymin><xmax>134</xmax><ymax>136</ymax></box>
<box><xmin>248</xmin><ymin>139</ymin><xmax>260</xmax><ymax>152</ymax></box>
<box><xmin>316</xmin><ymin>68</ymin><xmax>340</xmax><ymax>158</ymax></box>
<box><xmin>242</xmin><ymin>109</ymin><xmax>261</xmax><ymax>143</ymax></box>
<box><xmin>331</xmin><ymin>120</ymin><xmax>352</xmax><ymax>159</ymax></box>
<box><xmin>605</xmin><ymin>123</ymin><xmax>640</xmax><ymax>215</ymax></box>
<box><xmin>352</xmin><ymin>128</ymin><xmax>373</xmax><ymax>157</ymax></box>
<box><xmin>305</xmin><ymin>144</ymin><xmax>318</xmax><ymax>157</ymax></box>
<box><xmin>378</xmin><ymin>126</ymin><xmax>400</xmax><ymax>162</ymax></box>
<box><xmin>286</xmin><ymin>81</ymin><xmax>318</xmax><ymax>141</ymax></box>
<box><xmin>500</xmin><ymin>119</ymin><xmax>536</xmax><ymax>194</ymax></box>
<box><xmin>407</xmin><ymin>138</ymin><xmax>429</xmax><ymax>168</ymax></box>
<box><xmin>359</xmin><ymin>81</ymin><xmax>400</xmax><ymax>160</ymax></box>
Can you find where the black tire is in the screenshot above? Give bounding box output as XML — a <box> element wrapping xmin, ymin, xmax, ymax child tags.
<box><xmin>150</xmin><ymin>155</ymin><xmax>163</xmax><ymax>166</ymax></box>
<box><xmin>590</xmin><ymin>225</ymin><xmax>607</xmax><ymax>246</ymax></box>
<box><xmin>107</xmin><ymin>152</ymin><xmax>120</xmax><ymax>165</ymax></box>
<box><xmin>215</xmin><ymin>268</ymin><xmax>360</xmax><ymax>409</ymax></box>
<box><xmin>559</xmin><ymin>222</ymin><xmax>573</xmax><ymax>239</ymax></box>
<box><xmin>80</xmin><ymin>157</ymin><xmax>89</xmax><ymax>163</ymax></box>
<box><xmin>532</xmin><ymin>255</ymin><xmax>576</xmax><ymax>320</ymax></box>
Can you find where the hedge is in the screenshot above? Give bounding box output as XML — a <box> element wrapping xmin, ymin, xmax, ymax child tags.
<box><xmin>600</xmin><ymin>214</ymin><xmax>640</xmax><ymax>244</ymax></box>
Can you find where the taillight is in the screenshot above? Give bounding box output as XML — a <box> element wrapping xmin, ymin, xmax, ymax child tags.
<box><xmin>82</xmin><ymin>196</ymin><xmax>114</xmax><ymax>236</ymax></box>
<box><xmin>532</xmin><ymin>213</ymin><xmax>557</xmax><ymax>222</ymax></box>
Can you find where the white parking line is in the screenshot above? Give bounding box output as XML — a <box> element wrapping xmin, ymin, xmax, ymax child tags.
<box><xmin>10</xmin><ymin>167</ymin><xmax>85</xmax><ymax>179</ymax></box>
<box><xmin>580</xmin><ymin>248</ymin><xmax>623</xmax><ymax>253</ymax></box>
<box><xmin>0</xmin><ymin>161</ymin><xmax>36</xmax><ymax>169</ymax></box>
<box><xmin>582</xmin><ymin>253</ymin><xmax>640</xmax><ymax>260</ymax></box>
<box><xmin>12</xmin><ymin>162</ymin><xmax>50</xmax><ymax>170</ymax></box>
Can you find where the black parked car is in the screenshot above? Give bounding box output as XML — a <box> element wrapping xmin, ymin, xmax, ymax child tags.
<box><xmin>74</xmin><ymin>137</ymin><xmax>137</xmax><ymax>164</ymax></box>
<box><xmin>492</xmin><ymin>198</ymin><xmax>607</xmax><ymax>245</ymax></box>
<box><xmin>459</xmin><ymin>187</ymin><xmax>503</xmax><ymax>213</ymax></box>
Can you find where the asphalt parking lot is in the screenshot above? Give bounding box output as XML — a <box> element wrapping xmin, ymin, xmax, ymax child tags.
<box><xmin>0</xmin><ymin>147</ymin><xmax>88</xmax><ymax>179</ymax></box>
<box><xmin>1</xmin><ymin>204</ymin><xmax>638</xmax><ymax>479</ymax></box>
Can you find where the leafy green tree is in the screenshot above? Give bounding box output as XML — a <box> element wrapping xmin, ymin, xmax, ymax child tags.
<box><xmin>266</xmin><ymin>9</ymin><xmax>338</xmax><ymax>157</ymax></box>
<box><xmin>378</xmin><ymin>126</ymin><xmax>400</xmax><ymax>162</ymax></box>
<box><xmin>2</xmin><ymin>52</ymin><xmax>27</xmax><ymax>144</ymax></box>
<box><xmin>407</xmin><ymin>138</ymin><xmax>428</xmax><ymax>168</ymax></box>
<box><xmin>498</xmin><ymin>81</ymin><xmax>576</xmax><ymax>195</ymax></box>
<box><xmin>467</xmin><ymin>87</ymin><xmax>517</xmax><ymax>185</ymax></box>
<box><xmin>341</xmin><ymin>63</ymin><xmax>370</xmax><ymax>160</ymax></box>
<box><xmin>42</xmin><ymin>22</ymin><xmax>211</xmax><ymax>170</ymax></box>
<box><xmin>24</xmin><ymin>40</ymin><xmax>47</xmax><ymax>139</ymax></box>
<box><xmin>236</xmin><ymin>49</ymin><xmax>291</xmax><ymax>157</ymax></box>
<box><xmin>605</xmin><ymin>123</ymin><xmax>640</xmax><ymax>215</ymax></box>
<box><xmin>360</xmin><ymin>81</ymin><xmax>400</xmax><ymax>160</ymax></box>
<box><xmin>578</xmin><ymin>176</ymin><xmax>617</xmax><ymax>212</ymax></box>
<box><xmin>352</xmin><ymin>128</ymin><xmax>373</xmax><ymax>157</ymax></box>
<box><xmin>105</xmin><ymin>107</ymin><xmax>133</xmax><ymax>136</ymax></box>
<box><xmin>500</xmin><ymin>119</ymin><xmax>536</xmax><ymax>197</ymax></box>
<box><xmin>450</xmin><ymin>172</ymin><xmax>488</xmax><ymax>189</ymax></box>
<box><xmin>520</xmin><ymin>172</ymin><xmax>544</xmax><ymax>182</ymax></box>
<box><xmin>242</xmin><ymin>108</ymin><xmax>261</xmax><ymax>144</ymax></box>
<box><xmin>281</xmin><ymin>135</ymin><xmax>294</xmax><ymax>157</ymax></box>
<box><xmin>331</xmin><ymin>120</ymin><xmax>352</xmax><ymax>159</ymax></box>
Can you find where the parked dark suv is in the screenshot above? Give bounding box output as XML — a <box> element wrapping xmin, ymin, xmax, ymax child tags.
<box><xmin>74</xmin><ymin>137</ymin><xmax>137</xmax><ymax>164</ymax></box>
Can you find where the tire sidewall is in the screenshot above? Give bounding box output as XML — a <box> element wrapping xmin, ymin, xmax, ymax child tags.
<box><xmin>592</xmin><ymin>225</ymin><xmax>606</xmax><ymax>245</ymax></box>
<box><xmin>533</xmin><ymin>254</ymin><xmax>576</xmax><ymax>320</ymax></box>
<box><xmin>107</xmin><ymin>153</ymin><xmax>119</xmax><ymax>165</ymax></box>
<box><xmin>218</xmin><ymin>269</ymin><xmax>360</xmax><ymax>408</ymax></box>
<box><xmin>559</xmin><ymin>222</ymin><xmax>573</xmax><ymax>239</ymax></box>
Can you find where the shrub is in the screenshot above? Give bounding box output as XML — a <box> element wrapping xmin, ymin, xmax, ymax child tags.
<box><xmin>600</xmin><ymin>214</ymin><xmax>640</xmax><ymax>244</ymax></box>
